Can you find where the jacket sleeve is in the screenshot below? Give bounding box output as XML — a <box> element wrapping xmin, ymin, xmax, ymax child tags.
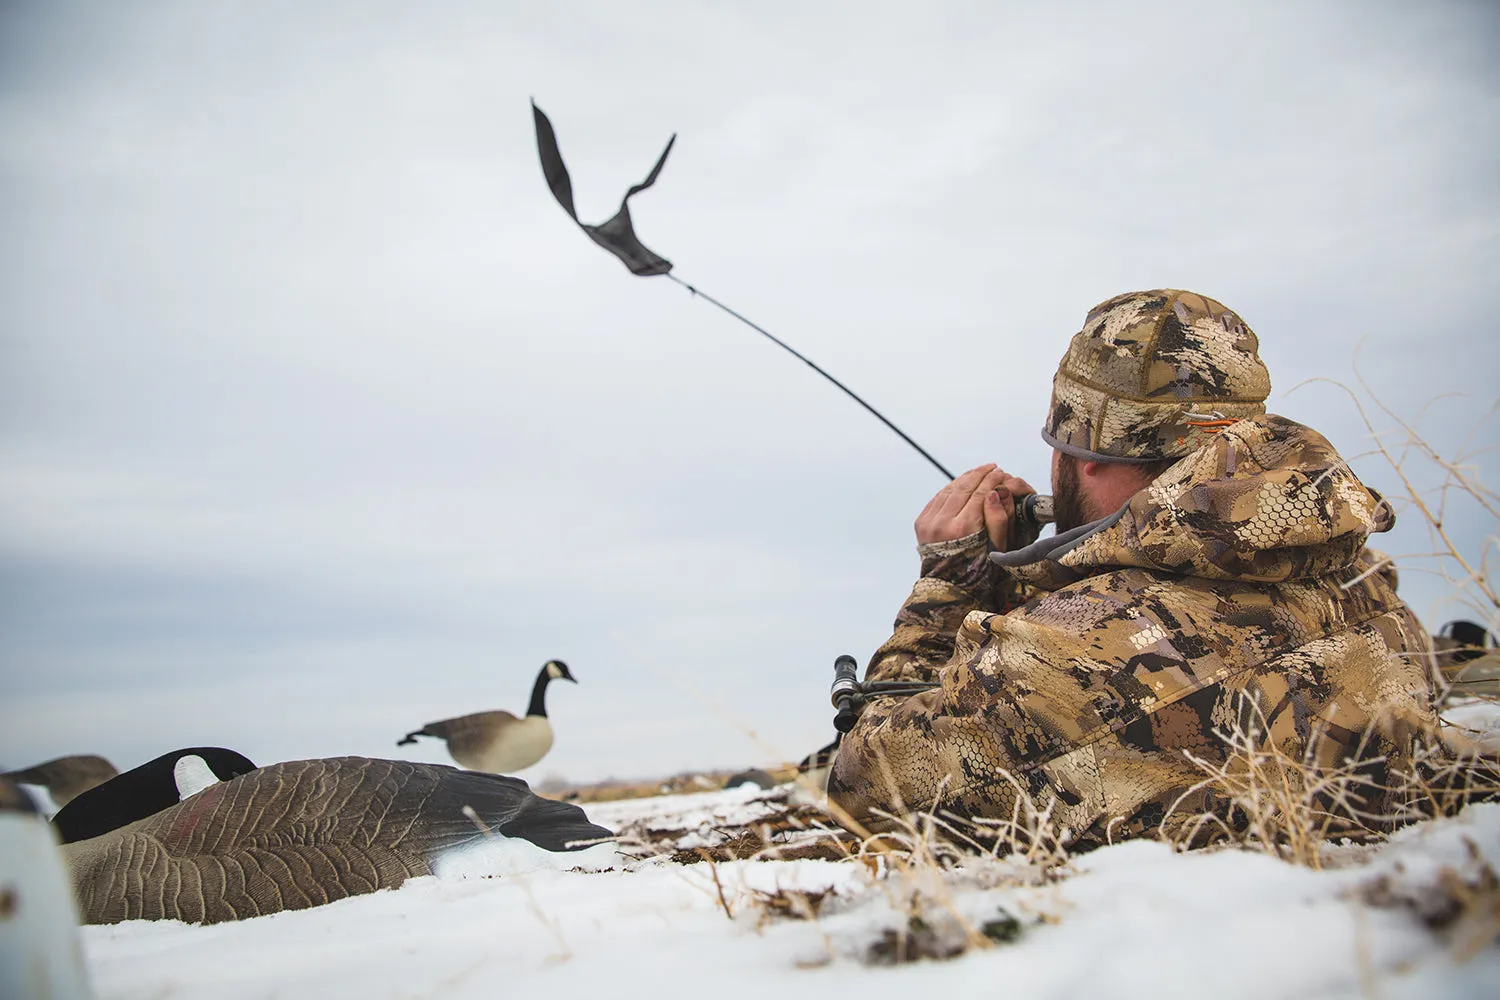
<box><xmin>830</xmin><ymin>558</ymin><xmax>1440</xmax><ymax>839</ymax></box>
<box><xmin>833</xmin><ymin>564</ymin><xmax>1213</xmax><ymax>832</ymax></box>
<box><xmin>830</xmin><ymin>603</ymin><xmax>1116</xmax><ymax>832</ymax></box>
<box><xmin>864</xmin><ymin>530</ymin><xmax>1030</xmax><ymax>686</ymax></box>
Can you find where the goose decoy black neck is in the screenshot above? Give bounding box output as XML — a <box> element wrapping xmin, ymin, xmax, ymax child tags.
<box><xmin>52</xmin><ymin>747</ymin><xmax>257</xmax><ymax>845</ymax></box>
<box><xmin>526</xmin><ymin>659</ymin><xmax>576</xmax><ymax>719</ymax></box>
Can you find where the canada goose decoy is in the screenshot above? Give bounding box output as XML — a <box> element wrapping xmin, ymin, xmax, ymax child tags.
<box><xmin>57</xmin><ymin>749</ymin><xmax>614</xmax><ymax>925</ymax></box>
<box><xmin>397</xmin><ymin>659</ymin><xmax>577</xmax><ymax>773</ymax></box>
<box><xmin>3</xmin><ymin>754</ymin><xmax>119</xmax><ymax>809</ymax></box>
<box><xmin>51</xmin><ymin>747</ymin><xmax>257</xmax><ymax>845</ymax></box>
<box><xmin>787</xmin><ymin>739</ymin><xmax>839</xmax><ymax>806</ymax></box>
<box><xmin>1435</xmin><ymin>620</ymin><xmax>1500</xmax><ymax>697</ymax></box>
<box><xmin>723</xmin><ymin>768</ymin><xmax>777</xmax><ymax>791</ymax></box>
<box><xmin>0</xmin><ymin>778</ymin><xmax>94</xmax><ymax>999</ymax></box>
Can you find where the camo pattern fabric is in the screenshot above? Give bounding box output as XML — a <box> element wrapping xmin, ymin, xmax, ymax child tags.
<box><xmin>828</xmin><ymin>414</ymin><xmax>1437</xmax><ymax>846</ymax></box>
<box><xmin>1043</xmin><ymin>289</ymin><xmax>1272</xmax><ymax>462</ymax></box>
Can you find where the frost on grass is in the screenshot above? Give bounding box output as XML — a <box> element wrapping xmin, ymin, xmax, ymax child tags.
<box><xmin>588</xmin><ymin>782</ymin><xmax>855</xmax><ymax>863</ymax></box>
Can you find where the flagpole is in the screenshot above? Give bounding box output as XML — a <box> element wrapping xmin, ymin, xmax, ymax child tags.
<box><xmin>532</xmin><ymin>100</ymin><xmax>955</xmax><ymax>483</ymax></box>
<box><xmin>665</xmin><ymin>273</ymin><xmax>955</xmax><ymax>481</ymax></box>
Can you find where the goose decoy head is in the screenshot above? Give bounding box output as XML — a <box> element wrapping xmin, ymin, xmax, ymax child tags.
<box><xmin>52</xmin><ymin>747</ymin><xmax>257</xmax><ymax>845</ymax></box>
<box><xmin>1438</xmin><ymin>620</ymin><xmax>1495</xmax><ymax>665</ymax></box>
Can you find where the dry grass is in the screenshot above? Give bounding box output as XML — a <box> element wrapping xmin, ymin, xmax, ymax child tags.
<box><xmin>535</xmin><ymin>765</ymin><xmax>801</xmax><ymax>804</ymax></box>
<box><xmin>595</xmin><ymin>761</ymin><xmax>1064</xmax><ymax>966</ymax></box>
<box><xmin>696</xmin><ymin>771</ymin><xmax>1069</xmax><ymax>965</ymax></box>
<box><xmin>841</xmin><ymin>806</ymin><xmax>1043</xmax><ymax>965</ymax></box>
<box><xmin>1156</xmin><ymin>702</ymin><xmax>1499</xmax><ymax>872</ymax></box>
<box><xmin>606</xmin><ymin>786</ymin><xmax>853</xmax><ymax>864</ymax></box>
<box><xmin>1161</xmin><ymin>725</ymin><xmax>1381</xmax><ymax>867</ymax></box>
<box><xmin>1291</xmin><ymin>369</ymin><xmax>1498</xmax><ymax>695</ymax></box>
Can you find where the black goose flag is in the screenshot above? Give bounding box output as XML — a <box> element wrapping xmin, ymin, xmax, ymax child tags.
<box><xmin>531</xmin><ymin>101</ymin><xmax>676</xmax><ymax>277</ymax></box>
<box><xmin>529</xmin><ymin>99</ymin><xmax>958</xmax><ymax>482</ymax></box>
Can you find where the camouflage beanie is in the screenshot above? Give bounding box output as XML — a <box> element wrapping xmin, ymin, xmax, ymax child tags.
<box><xmin>1042</xmin><ymin>289</ymin><xmax>1271</xmax><ymax>463</ymax></box>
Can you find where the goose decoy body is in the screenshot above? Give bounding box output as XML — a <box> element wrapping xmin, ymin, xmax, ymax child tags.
<box><xmin>397</xmin><ymin>659</ymin><xmax>576</xmax><ymax>773</ymax></box>
<box><xmin>4</xmin><ymin>754</ymin><xmax>119</xmax><ymax>809</ymax></box>
<box><xmin>57</xmin><ymin>748</ymin><xmax>614</xmax><ymax>925</ymax></box>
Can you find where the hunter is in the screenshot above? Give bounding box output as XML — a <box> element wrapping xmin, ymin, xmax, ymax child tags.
<box><xmin>827</xmin><ymin>289</ymin><xmax>1436</xmax><ymax>844</ymax></box>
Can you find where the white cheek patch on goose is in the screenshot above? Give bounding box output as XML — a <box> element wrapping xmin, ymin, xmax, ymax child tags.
<box><xmin>172</xmin><ymin>756</ymin><xmax>221</xmax><ymax>800</ymax></box>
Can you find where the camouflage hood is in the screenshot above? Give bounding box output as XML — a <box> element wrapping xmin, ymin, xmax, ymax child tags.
<box><xmin>995</xmin><ymin>414</ymin><xmax>1395</xmax><ymax>586</ymax></box>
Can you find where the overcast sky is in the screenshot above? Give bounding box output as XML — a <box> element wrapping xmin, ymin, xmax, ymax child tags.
<box><xmin>2</xmin><ymin>1</ymin><xmax>1496</xmax><ymax>786</ymax></box>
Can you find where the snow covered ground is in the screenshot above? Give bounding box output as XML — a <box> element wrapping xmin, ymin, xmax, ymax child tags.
<box><xmin>80</xmin><ymin>786</ymin><xmax>1500</xmax><ymax>1000</ymax></box>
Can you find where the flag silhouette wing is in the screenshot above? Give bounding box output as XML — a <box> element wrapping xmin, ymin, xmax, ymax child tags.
<box><xmin>532</xmin><ymin>101</ymin><xmax>675</xmax><ymax>277</ymax></box>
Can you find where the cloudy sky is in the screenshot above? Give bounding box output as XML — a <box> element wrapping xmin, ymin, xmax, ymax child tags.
<box><xmin>2</xmin><ymin>1</ymin><xmax>1496</xmax><ymax>785</ymax></box>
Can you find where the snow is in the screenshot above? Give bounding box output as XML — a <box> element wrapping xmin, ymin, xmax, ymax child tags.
<box><xmin>1443</xmin><ymin>699</ymin><xmax>1500</xmax><ymax>756</ymax></box>
<box><xmin>78</xmin><ymin>789</ymin><xmax>1500</xmax><ymax>1000</ymax></box>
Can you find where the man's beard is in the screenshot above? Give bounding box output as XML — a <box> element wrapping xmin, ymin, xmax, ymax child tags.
<box><xmin>1053</xmin><ymin>455</ymin><xmax>1091</xmax><ymax>533</ymax></box>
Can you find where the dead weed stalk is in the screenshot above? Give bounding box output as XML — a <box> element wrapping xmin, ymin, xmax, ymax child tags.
<box><xmin>1290</xmin><ymin>370</ymin><xmax>1499</xmax><ymax>699</ymax></box>
<box><xmin>1161</xmin><ymin>714</ymin><xmax>1394</xmax><ymax>868</ymax></box>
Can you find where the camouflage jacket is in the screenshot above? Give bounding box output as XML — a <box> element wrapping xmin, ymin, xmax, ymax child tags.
<box><xmin>828</xmin><ymin>414</ymin><xmax>1436</xmax><ymax>845</ymax></box>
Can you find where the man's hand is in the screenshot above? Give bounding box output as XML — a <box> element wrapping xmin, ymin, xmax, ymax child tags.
<box><xmin>914</xmin><ymin>464</ymin><xmax>1035</xmax><ymax>551</ymax></box>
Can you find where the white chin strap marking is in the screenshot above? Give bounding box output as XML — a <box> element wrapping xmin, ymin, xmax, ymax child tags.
<box><xmin>173</xmin><ymin>755</ymin><xmax>220</xmax><ymax>800</ymax></box>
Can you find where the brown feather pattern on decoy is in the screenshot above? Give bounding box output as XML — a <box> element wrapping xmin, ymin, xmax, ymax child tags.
<box><xmin>62</xmin><ymin>756</ymin><xmax>613</xmax><ymax>925</ymax></box>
